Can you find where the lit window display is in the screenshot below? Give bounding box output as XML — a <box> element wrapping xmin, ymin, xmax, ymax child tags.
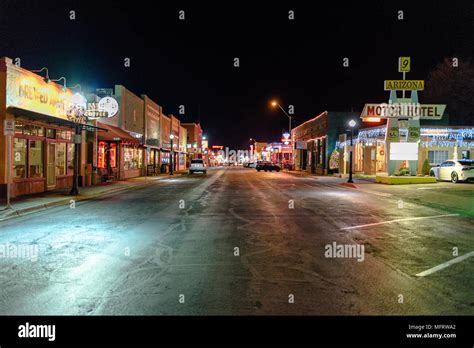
<box><xmin>13</xmin><ymin>138</ymin><xmax>27</xmax><ymax>178</ymax></box>
<box><xmin>29</xmin><ymin>140</ymin><xmax>43</xmax><ymax>178</ymax></box>
<box><xmin>124</xmin><ymin>146</ymin><xmax>143</xmax><ymax>170</ymax></box>
<box><xmin>55</xmin><ymin>143</ymin><xmax>66</xmax><ymax>176</ymax></box>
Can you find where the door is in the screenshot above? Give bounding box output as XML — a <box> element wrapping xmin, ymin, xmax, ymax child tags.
<box><xmin>363</xmin><ymin>146</ymin><xmax>376</xmax><ymax>175</ymax></box>
<box><xmin>47</xmin><ymin>143</ymin><xmax>56</xmax><ymax>188</ymax></box>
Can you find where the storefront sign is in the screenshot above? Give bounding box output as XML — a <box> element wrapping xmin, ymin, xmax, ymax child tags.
<box><xmin>384</xmin><ymin>80</ymin><xmax>424</xmax><ymax>90</ymax></box>
<box><xmin>398</xmin><ymin>57</ymin><xmax>411</xmax><ymax>72</ymax></box>
<box><xmin>386</xmin><ymin>127</ymin><xmax>399</xmax><ymax>142</ymax></box>
<box><xmin>361</xmin><ymin>103</ymin><xmax>445</xmax><ymax>120</ymax></box>
<box><xmin>6</xmin><ymin>65</ymin><xmax>77</xmax><ymax>120</ymax></box>
<box><xmin>295</xmin><ymin>140</ymin><xmax>307</xmax><ymax>150</ymax></box>
<box><xmin>407</xmin><ymin>127</ymin><xmax>420</xmax><ymax>142</ymax></box>
<box><xmin>4</xmin><ymin>119</ymin><xmax>15</xmax><ymax>136</ymax></box>
<box><xmin>98</xmin><ymin>97</ymin><xmax>119</xmax><ymax>117</ymax></box>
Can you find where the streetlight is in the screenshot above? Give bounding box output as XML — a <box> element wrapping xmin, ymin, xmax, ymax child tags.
<box><xmin>270</xmin><ymin>100</ymin><xmax>292</xmax><ymax>139</ymax></box>
<box><xmin>169</xmin><ymin>134</ymin><xmax>175</xmax><ymax>175</ymax></box>
<box><xmin>348</xmin><ymin>119</ymin><xmax>357</xmax><ymax>183</ymax></box>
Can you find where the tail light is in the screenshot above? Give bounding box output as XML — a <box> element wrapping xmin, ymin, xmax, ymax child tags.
<box><xmin>461</xmin><ymin>166</ymin><xmax>472</xmax><ymax>171</ymax></box>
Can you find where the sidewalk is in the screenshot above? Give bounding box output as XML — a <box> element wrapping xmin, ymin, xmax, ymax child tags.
<box><xmin>0</xmin><ymin>173</ymin><xmax>178</xmax><ymax>222</ymax></box>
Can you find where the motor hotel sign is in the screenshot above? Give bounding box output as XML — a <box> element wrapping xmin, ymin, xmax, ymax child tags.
<box><xmin>361</xmin><ymin>103</ymin><xmax>446</xmax><ymax>120</ymax></box>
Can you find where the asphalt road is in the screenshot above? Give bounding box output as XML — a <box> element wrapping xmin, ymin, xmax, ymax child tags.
<box><xmin>0</xmin><ymin>167</ymin><xmax>472</xmax><ymax>315</ymax></box>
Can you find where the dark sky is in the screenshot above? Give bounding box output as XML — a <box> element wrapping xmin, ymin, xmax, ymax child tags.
<box><xmin>0</xmin><ymin>0</ymin><xmax>473</xmax><ymax>148</ymax></box>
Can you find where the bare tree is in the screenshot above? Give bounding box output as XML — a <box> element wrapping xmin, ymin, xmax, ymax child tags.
<box><xmin>424</xmin><ymin>57</ymin><xmax>474</xmax><ymax>125</ymax></box>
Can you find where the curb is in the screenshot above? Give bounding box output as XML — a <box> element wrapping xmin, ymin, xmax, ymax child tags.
<box><xmin>0</xmin><ymin>177</ymin><xmax>164</xmax><ymax>223</ymax></box>
<box><xmin>340</xmin><ymin>182</ymin><xmax>359</xmax><ymax>189</ymax></box>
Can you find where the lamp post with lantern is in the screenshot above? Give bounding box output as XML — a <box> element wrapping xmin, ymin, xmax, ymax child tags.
<box><xmin>348</xmin><ymin>119</ymin><xmax>357</xmax><ymax>183</ymax></box>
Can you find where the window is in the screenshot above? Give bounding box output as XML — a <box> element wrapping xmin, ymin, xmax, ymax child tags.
<box><xmin>428</xmin><ymin>150</ymin><xmax>448</xmax><ymax>164</ymax></box>
<box><xmin>98</xmin><ymin>142</ymin><xmax>106</xmax><ymax>169</ymax></box>
<box><xmin>29</xmin><ymin>141</ymin><xmax>43</xmax><ymax>178</ymax></box>
<box><xmin>441</xmin><ymin>161</ymin><xmax>454</xmax><ymax>167</ymax></box>
<box><xmin>13</xmin><ymin>138</ymin><xmax>27</xmax><ymax>178</ymax></box>
<box><xmin>55</xmin><ymin>143</ymin><xmax>66</xmax><ymax>176</ymax></box>
<box><xmin>124</xmin><ymin>146</ymin><xmax>143</xmax><ymax>170</ymax></box>
<box><xmin>46</xmin><ymin>129</ymin><xmax>56</xmax><ymax>139</ymax></box>
<box><xmin>58</xmin><ymin>130</ymin><xmax>72</xmax><ymax>141</ymax></box>
<box><xmin>110</xmin><ymin>143</ymin><xmax>117</xmax><ymax>168</ymax></box>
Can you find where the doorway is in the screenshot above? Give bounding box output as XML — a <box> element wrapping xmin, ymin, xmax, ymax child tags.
<box><xmin>47</xmin><ymin>142</ymin><xmax>56</xmax><ymax>188</ymax></box>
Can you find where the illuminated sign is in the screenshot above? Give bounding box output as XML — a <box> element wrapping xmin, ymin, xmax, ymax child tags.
<box><xmin>398</xmin><ymin>57</ymin><xmax>411</xmax><ymax>72</ymax></box>
<box><xmin>212</xmin><ymin>145</ymin><xmax>224</xmax><ymax>149</ymax></box>
<box><xmin>6</xmin><ymin>65</ymin><xmax>77</xmax><ymax>120</ymax></box>
<box><xmin>98</xmin><ymin>97</ymin><xmax>119</xmax><ymax>117</ymax></box>
<box><xmin>361</xmin><ymin>103</ymin><xmax>445</xmax><ymax>120</ymax></box>
<box><xmin>384</xmin><ymin>80</ymin><xmax>424</xmax><ymax>91</ymax></box>
<box><xmin>362</xmin><ymin>117</ymin><xmax>381</xmax><ymax>123</ymax></box>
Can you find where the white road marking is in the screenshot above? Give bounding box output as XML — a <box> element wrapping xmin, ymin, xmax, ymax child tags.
<box><xmin>416</xmin><ymin>251</ymin><xmax>474</xmax><ymax>277</ymax></box>
<box><xmin>340</xmin><ymin>213</ymin><xmax>460</xmax><ymax>230</ymax></box>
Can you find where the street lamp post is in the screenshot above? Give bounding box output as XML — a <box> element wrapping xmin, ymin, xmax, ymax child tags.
<box><xmin>169</xmin><ymin>134</ymin><xmax>175</xmax><ymax>175</ymax></box>
<box><xmin>348</xmin><ymin>120</ymin><xmax>356</xmax><ymax>184</ymax></box>
<box><xmin>271</xmin><ymin>101</ymin><xmax>292</xmax><ymax>138</ymax></box>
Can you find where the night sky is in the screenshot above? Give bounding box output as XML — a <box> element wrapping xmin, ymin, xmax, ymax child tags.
<box><xmin>0</xmin><ymin>0</ymin><xmax>473</xmax><ymax>148</ymax></box>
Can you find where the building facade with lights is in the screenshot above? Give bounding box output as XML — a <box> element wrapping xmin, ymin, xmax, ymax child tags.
<box><xmin>94</xmin><ymin>85</ymin><xmax>144</xmax><ymax>181</ymax></box>
<box><xmin>182</xmin><ymin>122</ymin><xmax>203</xmax><ymax>162</ymax></box>
<box><xmin>0</xmin><ymin>57</ymin><xmax>92</xmax><ymax>198</ymax></box>
<box><xmin>338</xmin><ymin>125</ymin><xmax>474</xmax><ymax>175</ymax></box>
<box><xmin>291</xmin><ymin>111</ymin><xmax>360</xmax><ymax>174</ymax></box>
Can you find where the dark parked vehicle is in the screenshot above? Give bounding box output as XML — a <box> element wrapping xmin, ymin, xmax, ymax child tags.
<box><xmin>256</xmin><ymin>161</ymin><xmax>280</xmax><ymax>172</ymax></box>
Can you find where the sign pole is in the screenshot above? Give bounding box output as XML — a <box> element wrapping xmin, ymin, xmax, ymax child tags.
<box><xmin>4</xmin><ymin>119</ymin><xmax>15</xmax><ymax>209</ymax></box>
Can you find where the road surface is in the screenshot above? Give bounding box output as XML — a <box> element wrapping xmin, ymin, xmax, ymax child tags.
<box><xmin>0</xmin><ymin>167</ymin><xmax>472</xmax><ymax>315</ymax></box>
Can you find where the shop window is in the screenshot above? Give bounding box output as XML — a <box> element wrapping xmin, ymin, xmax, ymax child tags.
<box><xmin>46</xmin><ymin>129</ymin><xmax>56</xmax><ymax>139</ymax></box>
<box><xmin>461</xmin><ymin>150</ymin><xmax>470</xmax><ymax>160</ymax></box>
<box><xmin>13</xmin><ymin>138</ymin><xmax>27</xmax><ymax>178</ymax></box>
<box><xmin>67</xmin><ymin>143</ymin><xmax>75</xmax><ymax>174</ymax></box>
<box><xmin>98</xmin><ymin>142</ymin><xmax>106</xmax><ymax>169</ymax></box>
<box><xmin>428</xmin><ymin>150</ymin><xmax>448</xmax><ymax>164</ymax></box>
<box><xmin>110</xmin><ymin>143</ymin><xmax>117</xmax><ymax>168</ymax></box>
<box><xmin>124</xmin><ymin>146</ymin><xmax>142</xmax><ymax>170</ymax></box>
<box><xmin>29</xmin><ymin>141</ymin><xmax>43</xmax><ymax>178</ymax></box>
<box><xmin>58</xmin><ymin>130</ymin><xmax>72</xmax><ymax>141</ymax></box>
<box><xmin>55</xmin><ymin>143</ymin><xmax>66</xmax><ymax>176</ymax></box>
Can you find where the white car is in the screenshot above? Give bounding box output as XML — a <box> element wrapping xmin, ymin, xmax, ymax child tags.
<box><xmin>189</xmin><ymin>159</ymin><xmax>207</xmax><ymax>174</ymax></box>
<box><xmin>248</xmin><ymin>162</ymin><xmax>257</xmax><ymax>168</ymax></box>
<box><xmin>430</xmin><ymin>159</ymin><xmax>474</xmax><ymax>183</ymax></box>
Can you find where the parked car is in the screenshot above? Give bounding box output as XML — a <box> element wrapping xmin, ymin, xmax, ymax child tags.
<box><xmin>256</xmin><ymin>161</ymin><xmax>281</xmax><ymax>172</ymax></box>
<box><xmin>248</xmin><ymin>162</ymin><xmax>257</xmax><ymax>168</ymax></box>
<box><xmin>430</xmin><ymin>159</ymin><xmax>474</xmax><ymax>183</ymax></box>
<box><xmin>189</xmin><ymin>159</ymin><xmax>207</xmax><ymax>174</ymax></box>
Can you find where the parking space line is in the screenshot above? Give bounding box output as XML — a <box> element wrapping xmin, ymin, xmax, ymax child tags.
<box><xmin>340</xmin><ymin>213</ymin><xmax>460</xmax><ymax>230</ymax></box>
<box><xmin>416</xmin><ymin>251</ymin><xmax>474</xmax><ymax>277</ymax></box>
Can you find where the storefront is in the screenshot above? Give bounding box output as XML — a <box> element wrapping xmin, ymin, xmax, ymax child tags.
<box><xmin>292</xmin><ymin>111</ymin><xmax>361</xmax><ymax>174</ymax></box>
<box><xmin>0</xmin><ymin>57</ymin><xmax>85</xmax><ymax>198</ymax></box>
<box><xmin>96</xmin><ymin>121</ymin><xmax>141</xmax><ymax>181</ymax></box>
<box><xmin>338</xmin><ymin>126</ymin><xmax>474</xmax><ymax>175</ymax></box>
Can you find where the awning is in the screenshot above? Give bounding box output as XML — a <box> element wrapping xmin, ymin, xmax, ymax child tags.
<box><xmin>7</xmin><ymin>107</ymin><xmax>107</xmax><ymax>132</ymax></box>
<box><xmin>97</xmin><ymin>122</ymin><xmax>140</xmax><ymax>144</ymax></box>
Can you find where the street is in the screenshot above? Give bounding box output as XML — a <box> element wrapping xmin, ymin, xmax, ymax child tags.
<box><xmin>0</xmin><ymin>167</ymin><xmax>472</xmax><ymax>315</ymax></box>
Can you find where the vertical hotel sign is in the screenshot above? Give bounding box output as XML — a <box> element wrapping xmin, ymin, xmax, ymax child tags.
<box><xmin>6</xmin><ymin>64</ymin><xmax>76</xmax><ymax>120</ymax></box>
